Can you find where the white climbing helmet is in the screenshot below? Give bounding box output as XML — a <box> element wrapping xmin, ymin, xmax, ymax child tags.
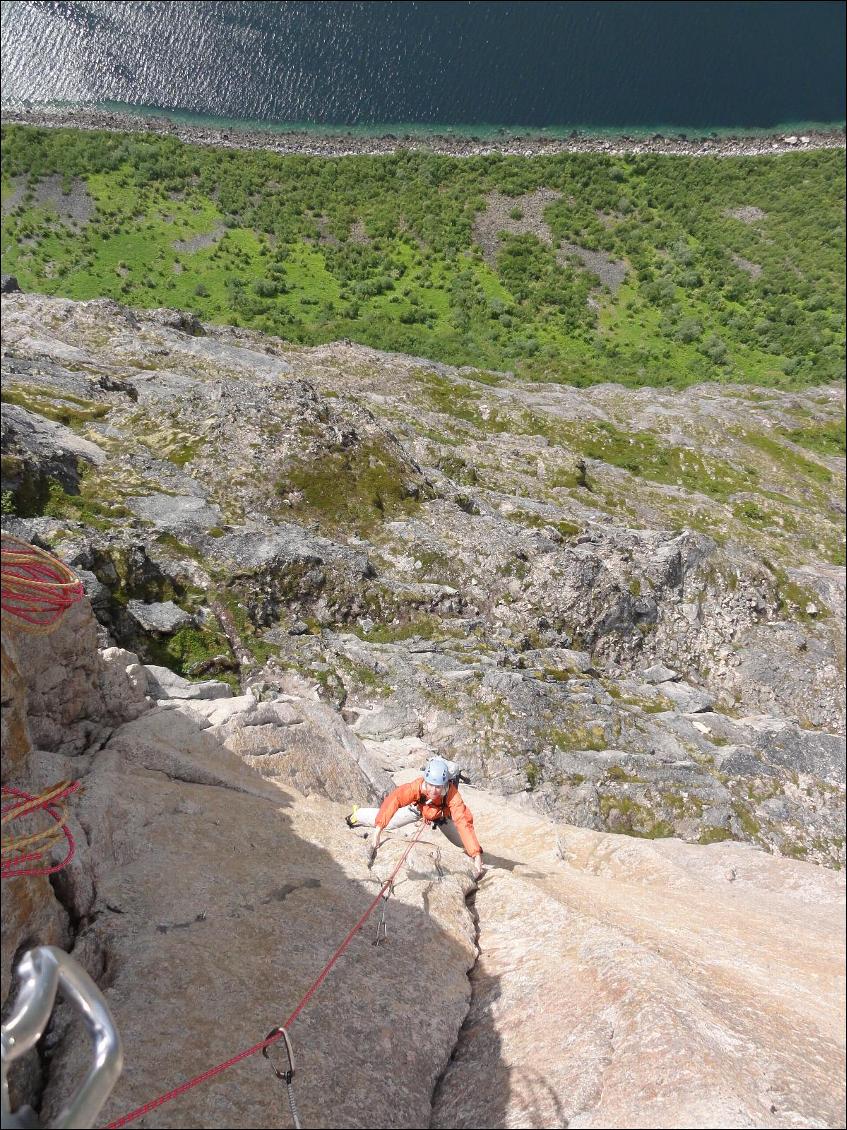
<box><xmin>423</xmin><ymin>756</ymin><xmax>451</xmax><ymax>789</ymax></box>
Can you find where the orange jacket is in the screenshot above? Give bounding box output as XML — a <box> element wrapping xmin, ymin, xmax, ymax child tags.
<box><xmin>374</xmin><ymin>776</ymin><xmax>482</xmax><ymax>858</ymax></box>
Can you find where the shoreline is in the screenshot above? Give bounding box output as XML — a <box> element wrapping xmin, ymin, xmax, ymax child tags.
<box><xmin>2</xmin><ymin>105</ymin><xmax>845</xmax><ymax>159</ymax></box>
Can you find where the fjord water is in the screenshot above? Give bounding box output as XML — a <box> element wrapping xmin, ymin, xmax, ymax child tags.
<box><xmin>1</xmin><ymin>0</ymin><xmax>845</xmax><ymax>134</ymax></box>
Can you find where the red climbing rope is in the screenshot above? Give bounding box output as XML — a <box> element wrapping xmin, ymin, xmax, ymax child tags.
<box><xmin>105</xmin><ymin>822</ymin><xmax>430</xmax><ymax>1128</ymax></box>
<box><xmin>1</xmin><ymin>781</ymin><xmax>80</xmax><ymax>879</ymax></box>
<box><xmin>1</xmin><ymin>534</ymin><xmax>85</xmax><ymax>634</ymax></box>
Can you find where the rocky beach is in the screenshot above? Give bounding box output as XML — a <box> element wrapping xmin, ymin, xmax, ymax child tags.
<box><xmin>2</xmin><ymin>104</ymin><xmax>845</xmax><ymax>158</ymax></box>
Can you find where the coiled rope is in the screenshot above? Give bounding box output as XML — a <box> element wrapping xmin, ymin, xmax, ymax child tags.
<box><xmin>1</xmin><ymin>781</ymin><xmax>81</xmax><ymax>879</ymax></box>
<box><xmin>1</xmin><ymin>536</ymin><xmax>84</xmax><ymax>878</ymax></box>
<box><xmin>1</xmin><ymin>533</ymin><xmax>85</xmax><ymax>635</ymax></box>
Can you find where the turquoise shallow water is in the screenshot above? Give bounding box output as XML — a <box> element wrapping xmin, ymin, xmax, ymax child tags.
<box><xmin>88</xmin><ymin>101</ymin><xmax>847</xmax><ymax>140</ymax></box>
<box><xmin>2</xmin><ymin>1</ymin><xmax>845</xmax><ymax>133</ymax></box>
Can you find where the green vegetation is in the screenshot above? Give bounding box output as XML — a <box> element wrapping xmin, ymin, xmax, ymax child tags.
<box><xmin>350</xmin><ymin>613</ymin><xmax>463</xmax><ymax>644</ymax></box>
<box><xmin>731</xmin><ymin>801</ymin><xmax>762</xmax><ymax>841</ymax></box>
<box><xmin>277</xmin><ymin>438</ymin><xmax>422</xmax><ymax>534</ymax></box>
<box><xmin>768</xmin><ymin>565</ymin><xmax>830</xmax><ymax>622</ymax></box>
<box><xmin>507</xmin><ymin>509</ymin><xmax>582</xmax><ymax>538</ymax></box>
<box><xmin>738</xmin><ymin>428</ymin><xmax>833</xmax><ymax>486</ymax></box>
<box><xmin>525</xmin><ymin>760</ymin><xmax>542</xmax><ymax>790</ymax></box>
<box><xmin>415</xmin><ymin>382</ymin><xmax>765</xmax><ymax>502</ymax></box>
<box><xmin>334</xmin><ymin>654</ymin><xmax>392</xmax><ymax>696</ymax></box>
<box><xmin>145</xmin><ymin>623</ymin><xmax>239</xmax><ymax>690</ymax></box>
<box><xmin>780</xmin><ymin>418</ymin><xmax>845</xmax><ymax>457</ymax></box>
<box><xmin>779</xmin><ymin>838</ymin><xmax>809</xmax><ymax>860</ymax></box>
<box><xmin>2</xmin><ymin>124</ymin><xmax>844</xmax><ymax>388</ymax></box>
<box><xmin>598</xmin><ymin>794</ymin><xmax>675</xmax><ymax>838</ymax></box>
<box><xmin>1</xmin><ymin>383</ymin><xmax>109</xmax><ymax>427</ymax></box>
<box><xmin>605</xmin><ymin>764</ymin><xmax>644</xmax><ymax>784</ymax></box>
<box><xmin>661</xmin><ymin>790</ymin><xmax>704</xmax><ymax>816</ymax></box>
<box><xmin>698</xmin><ymin>826</ymin><xmax>733</xmax><ymax>845</ymax></box>
<box><xmin>42</xmin><ymin>478</ymin><xmax>131</xmax><ymax>529</ymax></box>
<box><xmin>545</xmin><ymin>419</ymin><xmax>752</xmax><ymax>501</ymax></box>
<box><xmin>417</xmin><ymin>370</ymin><xmax>513</xmax><ymax>431</ymax></box>
<box><xmin>154</xmin><ymin>532</ymin><xmax>205</xmax><ymax>562</ymax></box>
<box><xmin>215</xmin><ymin>594</ymin><xmax>281</xmax><ymax>667</ymax></box>
<box><xmin>615</xmin><ymin>691</ymin><xmax>675</xmax><ymax>713</ymax></box>
<box><xmin>547</xmin><ymin>724</ymin><xmax>607</xmax><ymax>751</ymax></box>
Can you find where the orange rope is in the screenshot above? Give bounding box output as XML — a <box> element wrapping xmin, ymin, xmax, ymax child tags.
<box><xmin>1</xmin><ymin>533</ymin><xmax>85</xmax><ymax>635</ymax></box>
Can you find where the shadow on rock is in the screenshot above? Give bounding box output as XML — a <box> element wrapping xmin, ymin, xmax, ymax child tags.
<box><xmin>26</xmin><ymin>703</ymin><xmax>507</xmax><ymax>1130</ymax></box>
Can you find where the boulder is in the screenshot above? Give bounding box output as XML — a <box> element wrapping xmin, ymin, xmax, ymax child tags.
<box><xmin>1</xmin><ymin>403</ymin><xmax>106</xmax><ymax>507</ymax></box>
<box><xmin>144</xmin><ymin>664</ymin><xmax>233</xmax><ymax>701</ymax></box>
<box><xmin>204</xmin><ymin>524</ymin><xmax>374</xmax><ymax>625</ymax></box>
<box><xmin>2</xmin><ymin>593</ymin><xmax>149</xmax><ymax>757</ymax></box>
<box><xmin>126</xmin><ymin>599</ymin><xmax>194</xmax><ymax>634</ymax></box>
<box><xmin>125</xmin><ymin>493</ymin><xmax>223</xmax><ymax>535</ymax></box>
<box><xmin>658</xmin><ymin>680</ymin><xmax>714</xmax><ymax>713</ymax></box>
<box><xmin>642</xmin><ymin>662</ymin><xmax>679</xmax><ymax>684</ymax></box>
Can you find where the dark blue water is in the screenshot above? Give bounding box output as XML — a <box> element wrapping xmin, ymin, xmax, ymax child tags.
<box><xmin>1</xmin><ymin>0</ymin><xmax>844</xmax><ymax>133</ymax></box>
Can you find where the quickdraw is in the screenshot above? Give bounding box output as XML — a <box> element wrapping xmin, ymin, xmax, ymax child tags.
<box><xmin>373</xmin><ymin>882</ymin><xmax>394</xmax><ymax>947</ymax></box>
<box><xmin>262</xmin><ymin>1026</ymin><xmax>301</xmax><ymax>1130</ymax></box>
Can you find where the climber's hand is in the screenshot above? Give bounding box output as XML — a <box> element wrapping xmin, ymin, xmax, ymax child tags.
<box><xmin>472</xmin><ymin>853</ymin><xmax>485</xmax><ymax>880</ymax></box>
<box><xmin>366</xmin><ymin>841</ymin><xmax>378</xmax><ymax>869</ymax></box>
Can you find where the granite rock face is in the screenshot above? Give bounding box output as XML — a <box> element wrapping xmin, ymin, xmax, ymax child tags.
<box><xmin>2</xmin><ymin>555</ymin><xmax>844</xmax><ymax>1130</ymax></box>
<box><xmin>1</xmin><ymin>597</ymin><xmax>149</xmax><ymax>760</ymax></box>
<box><xmin>1</xmin><ymin>291</ymin><xmax>844</xmax><ymax>868</ymax></box>
<box><xmin>1</xmin><ymin>402</ymin><xmax>105</xmax><ymax>512</ymax></box>
<box><xmin>432</xmin><ymin>787</ymin><xmax>846</xmax><ymax>1130</ymax></box>
<box><xmin>2</xmin><ymin>597</ymin><xmax>478</xmax><ymax>1129</ymax></box>
<box><xmin>1</xmin><ymin>602</ymin><xmax>150</xmax><ymax>1000</ymax></box>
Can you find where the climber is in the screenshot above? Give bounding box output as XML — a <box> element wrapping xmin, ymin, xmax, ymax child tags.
<box><xmin>346</xmin><ymin>756</ymin><xmax>485</xmax><ymax>879</ymax></box>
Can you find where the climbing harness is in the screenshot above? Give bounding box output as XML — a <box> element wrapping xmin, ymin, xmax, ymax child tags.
<box><xmin>106</xmin><ymin>820</ymin><xmax>430</xmax><ymax>1128</ymax></box>
<box><xmin>0</xmin><ymin>946</ymin><xmax>123</xmax><ymax>1130</ymax></box>
<box><xmin>1</xmin><ymin>782</ymin><xmax>81</xmax><ymax>880</ymax></box>
<box><xmin>0</xmin><ymin>535</ymin><xmax>85</xmax><ymax>635</ymax></box>
<box><xmin>262</xmin><ymin>1027</ymin><xmax>301</xmax><ymax>1130</ymax></box>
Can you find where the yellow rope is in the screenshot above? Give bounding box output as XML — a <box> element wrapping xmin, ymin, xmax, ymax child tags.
<box><xmin>1</xmin><ymin>780</ymin><xmax>74</xmax><ymax>861</ymax></box>
<box><xmin>1</xmin><ymin>534</ymin><xmax>85</xmax><ymax>636</ymax></box>
<box><xmin>1</xmin><ymin>779</ymin><xmax>74</xmax><ymax>825</ymax></box>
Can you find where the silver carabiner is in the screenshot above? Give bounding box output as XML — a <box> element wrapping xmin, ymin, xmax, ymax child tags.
<box><xmin>1</xmin><ymin>946</ymin><xmax>123</xmax><ymax>1130</ymax></box>
<box><xmin>262</xmin><ymin>1028</ymin><xmax>302</xmax><ymax>1129</ymax></box>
